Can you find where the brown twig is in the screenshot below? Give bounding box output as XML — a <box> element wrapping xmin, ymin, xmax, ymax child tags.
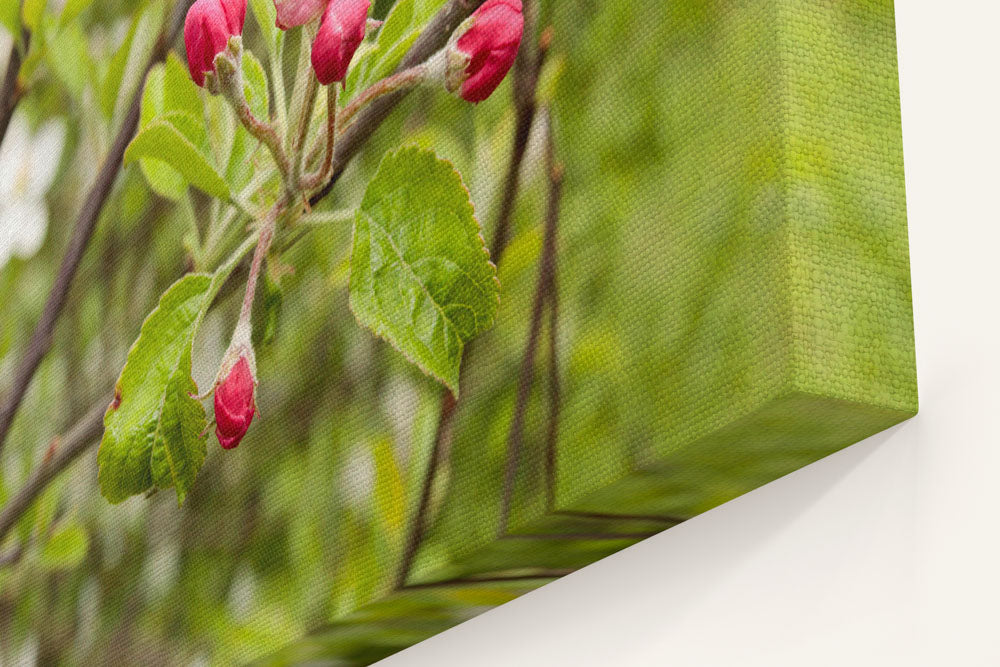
<box><xmin>0</xmin><ymin>544</ymin><xmax>24</xmax><ymax>569</ymax></box>
<box><xmin>500</xmin><ymin>531</ymin><xmax>657</xmax><ymax>541</ymax></box>
<box><xmin>392</xmin><ymin>392</ymin><xmax>456</xmax><ymax>590</ymax></box>
<box><xmin>0</xmin><ymin>0</ymin><xmax>191</xmax><ymax>456</ymax></box>
<box><xmin>543</xmin><ymin>235</ymin><xmax>561</xmax><ymax>510</ymax></box>
<box><xmin>301</xmin><ymin>84</ymin><xmax>338</xmax><ymax>191</ymax></box>
<box><xmin>233</xmin><ymin>95</ymin><xmax>291</xmax><ymax>188</ymax></box>
<box><xmin>0</xmin><ymin>26</ymin><xmax>29</xmax><ymax>146</ymax></box>
<box><xmin>497</xmin><ymin>111</ymin><xmax>562</xmax><ymax>535</ymax></box>
<box><xmin>489</xmin><ymin>23</ymin><xmax>551</xmax><ymax>259</ymax></box>
<box><xmin>337</xmin><ymin>65</ymin><xmax>428</xmax><ymax>134</ymax></box>
<box><xmin>400</xmin><ymin>568</ymin><xmax>573</xmax><ymax>590</ymax></box>
<box><xmin>554</xmin><ymin>510</ymin><xmax>688</xmax><ymax>525</ymax></box>
<box><xmin>0</xmin><ymin>401</ymin><xmax>107</xmax><ymax>547</ymax></box>
<box><xmin>290</xmin><ymin>74</ymin><xmax>318</xmax><ymax>188</ymax></box>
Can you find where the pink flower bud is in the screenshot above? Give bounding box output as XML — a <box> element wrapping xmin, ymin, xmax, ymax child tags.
<box><xmin>184</xmin><ymin>0</ymin><xmax>247</xmax><ymax>87</ymax></box>
<box><xmin>214</xmin><ymin>356</ymin><xmax>257</xmax><ymax>449</ymax></box>
<box><xmin>450</xmin><ymin>0</ymin><xmax>523</xmax><ymax>103</ymax></box>
<box><xmin>310</xmin><ymin>0</ymin><xmax>371</xmax><ymax>85</ymax></box>
<box><xmin>273</xmin><ymin>0</ymin><xmax>326</xmax><ymax>30</ymax></box>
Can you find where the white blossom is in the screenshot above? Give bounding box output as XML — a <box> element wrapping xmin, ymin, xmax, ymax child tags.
<box><xmin>0</xmin><ymin>111</ymin><xmax>66</xmax><ymax>268</ymax></box>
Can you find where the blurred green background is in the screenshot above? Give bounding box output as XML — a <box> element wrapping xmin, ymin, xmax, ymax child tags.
<box><xmin>0</xmin><ymin>0</ymin><xmax>914</xmax><ymax>664</ymax></box>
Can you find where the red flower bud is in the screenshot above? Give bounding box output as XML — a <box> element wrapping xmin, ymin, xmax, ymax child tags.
<box><xmin>452</xmin><ymin>0</ymin><xmax>523</xmax><ymax>103</ymax></box>
<box><xmin>214</xmin><ymin>356</ymin><xmax>257</xmax><ymax>449</ymax></box>
<box><xmin>184</xmin><ymin>0</ymin><xmax>247</xmax><ymax>87</ymax></box>
<box><xmin>273</xmin><ymin>0</ymin><xmax>326</xmax><ymax>30</ymax></box>
<box><xmin>310</xmin><ymin>0</ymin><xmax>371</xmax><ymax>85</ymax></box>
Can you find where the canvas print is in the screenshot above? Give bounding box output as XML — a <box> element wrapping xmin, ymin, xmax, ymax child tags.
<box><xmin>0</xmin><ymin>0</ymin><xmax>916</xmax><ymax>664</ymax></box>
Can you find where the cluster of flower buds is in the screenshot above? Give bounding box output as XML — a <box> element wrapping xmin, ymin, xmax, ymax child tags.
<box><xmin>275</xmin><ymin>0</ymin><xmax>372</xmax><ymax>85</ymax></box>
<box><xmin>273</xmin><ymin>0</ymin><xmax>372</xmax><ymax>84</ymax></box>
<box><xmin>180</xmin><ymin>0</ymin><xmax>525</xmax><ymax>451</ymax></box>
<box><xmin>184</xmin><ymin>0</ymin><xmax>524</xmax><ymax>100</ymax></box>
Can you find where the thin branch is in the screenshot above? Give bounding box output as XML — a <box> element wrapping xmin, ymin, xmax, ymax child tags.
<box><xmin>0</xmin><ymin>401</ymin><xmax>107</xmax><ymax>546</ymax></box>
<box><xmin>338</xmin><ymin>65</ymin><xmax>428</xmax><ymax>133</ymax></box>
<box><xmin>498</xmin><ymin>111</ymin><xmax>563</xmax><ymax>535</ymax></box>
<box><xmin>489</xmin><ymin>25</ymin><xmax>551</xmax><ymax>260</ymax></box>
<box><xmin>291</xmin><ymin>74</ymin><xmax>318</xmax><ymax>188</ymax></box>
<box><xmin>301</xmin><ymin>84</ymin><xmax>338</xmax><ymax>191</ymax></box>
<box><xmin>238</xmin><ymin>203</ymin><xmax>280</xmax><ymax>324</ymax></box>
<box><xmin>400</xmin><ymin>568</ymin><xmax>573</xmax><ymax>590</ymax></box>
<box><xmin>0</xmin><ymin>26</ymin><xmax>29</xmax><ymax>146</ymax></box>
<box><xmin>0</xmin><ymin>543</ymin><xmax>24</xmax><ymax>570</ymax></box>
<box><xmin>554</xmin><ymin>509</ymin><xmax>688</xmax><ymax>526</ymax></box>
<box><xmin>500</xmin><ymin>531</ymin><xmax>658</xmax><ymax>541</ymax></box>
<box><xmin>0</xmin><ymin>0</ymin><xmax>192</xmax><ymax>455</ymax></box>
<box><xmin>543</xmin><ymin>242</ymin><xmax>560</xmax><ymax>510</ymax></box>
<box><xmin>309</xmin><ymin>0</ymin><xmax>489</xmax><ymax>207</ymax></box>
<box><xmin>393</xmin><ymin>391</ymin><xmax>456</xmax><ymax>590</ymax></box>
<box><xmin>232</xmin><ymin>94</ymin><xmax>291</xmax><ymax>189</ymax></box>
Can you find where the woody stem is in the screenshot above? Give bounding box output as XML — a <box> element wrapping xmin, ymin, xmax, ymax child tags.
<box><xmin>233</xmin><ymin>99</ymin><xmax>292</xmax><ymax>194</ymax></box>
<box><xmin>239</xmin><ymin>202</ymin><xmax>280</xmax><ymax>326</ymax></box>
<box><xmin>338</xmin><ymin>65</ymin><xmax>428</xmax><ymax>133</ymax></box>
<box><xmin>303</xmin><ymin>84</ymin><xmax>338</xmax><ymax>191</ymax></box>
<box><xmin>292</xmin><ymin>74</ymin><xmax>319</xmax><ymax>189</ymax></box>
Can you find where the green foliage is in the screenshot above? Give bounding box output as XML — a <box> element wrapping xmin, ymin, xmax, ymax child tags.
<box><xmin>349</xmin><ymin>147</ymin><xmax>499</xmax><ymax>394</ymax></box>
<box><xmin>343</xmin><ymin>0</ymin><xmax>447</xmax><ymax>100</ymax></box>
<box><xmin>99</xmin><ymin>3</ymin><xmax>163</xmax><ymax>122</ymax></box>
<box><xmin>58</xmin><ymin>0</ymin><xmax>95</xmax><ymax>28</ymax></box>
<box><xmin>0</xmin><ymin>1</ymin><xmax>916</xmax><ymax>664</ymax></box>
<box><xmin>125</xmin><ymin>118</ymin><xmax>232</xmax><ymax>200</ymax></box>
<box><xmin>251</xmin><ymin>272</ymin><xmax>283</xmax><ymax>347</ymax></box>
<box><xmin>0</xmin><ymin>1</ymin><xmax>18</xmax><ymax>34</ymax></box>
<box><xmin>39</xmin><ymin>523</ymin><xmax>90</xmax><ymax>570</ymax></box>
<box><xmin>243</xmin><ymin>50</ymin><xmax>270</xmax><ymax>123</ymax></box>
<box><xmin>21</xmin><ymin>0</ymin><xmax>46</xmax><ymax>31</ymax></box>
<box><xmin>249</xmin><ymin>0</ymin><xmax>279</xmax><ymax>52</ymax></box>
<box><xmin>136</xmin><ymin>54</ymin><xmax>207</xmax><ymax>200</ymax></box>
<box><xmin>97</xmin><ymin>274</ymin><xmax>211</xmax><ymax>505</ymax></box>
<box><xmin>44</xmin><ymin>22</ymin><xmax>96</xmax><ymax>97</ymax></box>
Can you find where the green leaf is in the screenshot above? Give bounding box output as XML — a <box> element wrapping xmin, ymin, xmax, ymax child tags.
<box><xmin>21</xmin><ymin>0</ymin><xmax>46</xmax><ymax>31</ymax></box>
<box><xmin>140</xmin><ymin>158</ymin><xmax>189</xmax><ymax>200</ymax></box>
<box><xmin>349</xmin><ymin>147</ymin><xmax>500</xmax><ymax>394</ymax></box>
<box><xmin>138</xmin><ymin>54</ymin><xmax>207</xmax><ymax>199</ymax></box>
<box><xmin>141</xmin><ymin>53</ymin><xmax>204</xmax><ymax>126</ymax></box>
<box><xmin>39</xmin><ymin>523</ymin><xmax>89</xmax><ymax>570</ymax></box>
<box><xmin>99</xmin><ymin>4</ymin><xmax>162</xmax><ymax>121</ymax></box>
<box><xmin>249</xmin><ymin>0</ymin><xmax>278</xmax><ymax>53</ymax></box>
<box><xmin>58</xmin><ymin>0</ymin><xmax>94</xmax><ymax>28</ymax></box>
<box><xmin>1</xmin><ymin>1</ymin><xmax>19</xmax><ymax>34</ymax></box>
<box><xmin>98</xmin><ymin>236</ymin><xmax>256</xmax><ymax>505</ymax></box>
<box><xmin>343</xmin><ymin>0</ymin><xmax>446</xmax><ymax>100</ymax></box>
<box><xmin>125</xmin><ymin>118</ymin><xmax>231</xmax><ymax>200</ymax></box>
<box><xmin>97</xmin><ymin>274</ymin><xmax>212</xmax><ymax>504</ymax></box>
<box><xmin>251</xmin><ymin>272</ymin><xmax>283</xmax><ymax>347</ymax></box>
<box><xmin>242</xmin><ymin>50</ymin><xmax>270</xmax><ymax>125</ymax></box>
<box><xmin>44</xmin><ymin>20</ymin><xmax>94</xmax><ymax>96</ymax></box>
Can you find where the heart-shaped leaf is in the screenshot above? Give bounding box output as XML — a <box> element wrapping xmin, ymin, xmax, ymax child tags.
<box><xmin>349</xmin><ymin>147</ymin><xmax>500</xmax><ymax>394</ymax></box>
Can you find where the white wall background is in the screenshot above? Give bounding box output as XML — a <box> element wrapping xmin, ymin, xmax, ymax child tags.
<box><xmin>382</xmin><ymin>1</ymin><xmax>1000</xmax><ymax>664</ymax></box>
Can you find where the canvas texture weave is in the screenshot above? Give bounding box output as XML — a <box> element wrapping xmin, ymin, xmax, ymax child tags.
<box><xmin>0</xmin><ymin>0</ymin><xmax>915</xmax><ymax>664</ymax></box>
